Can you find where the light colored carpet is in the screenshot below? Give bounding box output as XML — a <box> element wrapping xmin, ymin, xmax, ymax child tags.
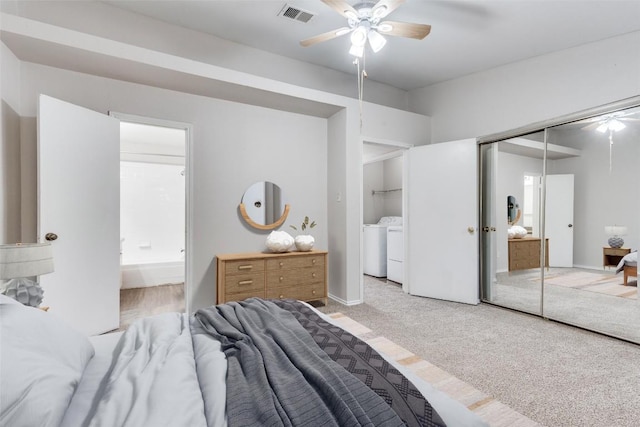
<box><xmin>318</xmin><ymin>275</ymin><xmax>640</xmax><ymax>427</ymax></box>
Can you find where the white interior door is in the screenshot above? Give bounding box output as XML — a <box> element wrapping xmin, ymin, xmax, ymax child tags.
<box><xmin>38</xmin><ymin>95</ymin><xmax>120</xmax><ymax>336</ymax></box>
<box><xmin>406</xmin><ymin>139</ymin><xmax>479</xmax><ymax>304</ymax></box>
<box><xmin>545</xmin><ymin>174</ymin><xmax>574</xmax><ymax>267</ymax></box>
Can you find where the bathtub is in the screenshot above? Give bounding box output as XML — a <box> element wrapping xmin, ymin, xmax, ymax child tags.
<box><xmin>120</xmin><ymin>260</ymin><xmax>185</xmax><ymax>289</ymax></box>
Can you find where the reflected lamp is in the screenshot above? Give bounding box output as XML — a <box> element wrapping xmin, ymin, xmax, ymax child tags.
<box><xmin>604</xmin><ymin>225</ymin><xmax>628</xmax><ymax>249</ymax></box>
<box><xmin>0</xmin><ymin>243</ymin><xmax>54</xmax><ymax>307</ymax></box>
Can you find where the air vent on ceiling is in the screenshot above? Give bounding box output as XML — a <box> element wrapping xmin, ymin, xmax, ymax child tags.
<box><xmin>278</xmin><ymin>4</ymin><xmax>315</xmax><ymax>23</ymax></box>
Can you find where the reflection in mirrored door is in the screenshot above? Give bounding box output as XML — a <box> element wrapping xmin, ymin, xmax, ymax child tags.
<box><xmin>481</xmin><ymin>131</ymin><xmax>546</xmax><ymax>315</ymax></box>
<box><xmin>481</xmin><ymin>100</ymin><xmax>640</xmax><ymax>344</ymax></box>
<box><xmin>541</xmin><ymin>106</ymin><xmax>640</xmax><ymax>342</ymax></box>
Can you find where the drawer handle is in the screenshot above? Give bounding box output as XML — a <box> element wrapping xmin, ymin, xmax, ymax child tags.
<box><xmin>279</xmin><ymin>276</ymin><xmax>284</xmax><ymax>282</ymax></box>
<box><xmin>279</xmin><ymin>262</ymin><xmax>284</xmax><ymax>267</ymax></box>
<box><xmin>238</xmin><ymin>265</ymin><xmax>253</xmax><ymax>271</ymax></box>
<box><xmin>312</xmin><ymin>290</ymin><xmax>316</xmax><ymax>295</ymax></box>
<box><xmin>312</xmin><ymin>272</ymin><xmax>316</xmax><ymax>278</ymax></box>
<box><xmin>279</xmin><ymin>294</ymin><xmax>284</xmax><ymax>299</ymax></box>
<box><xmin>238</xmin><ymin>280</ymin><xmax>253</xmax><ymax>285</ymax></box>
<box><xmin>312</xmin><ymin>259</ymin><xmax>316</xmax><ymax>264</ymax></box>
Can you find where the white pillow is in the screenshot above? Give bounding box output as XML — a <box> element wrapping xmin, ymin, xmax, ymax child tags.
<box><xmin>0</xmin><ymin>295</ymin><xmax>95</xmax><ymax>427</ymax></box>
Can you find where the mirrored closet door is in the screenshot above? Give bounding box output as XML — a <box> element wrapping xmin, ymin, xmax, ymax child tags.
<box><xmin>480</xmin><ymin>99</ymin><xmax>640</xmax><ymax>344</ymax></box>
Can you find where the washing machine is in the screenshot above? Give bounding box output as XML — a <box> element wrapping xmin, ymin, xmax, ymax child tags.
<box><xmin>363</xmin><ymin>216</ymin><xmax>402</xmax><ymax>277</ymax></box>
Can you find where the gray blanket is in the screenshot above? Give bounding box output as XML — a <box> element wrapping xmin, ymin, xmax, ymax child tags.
<box><xmin>193</xmin><ymin>298</ymin><xmax>405</xmax><ymax>427</ymax></box>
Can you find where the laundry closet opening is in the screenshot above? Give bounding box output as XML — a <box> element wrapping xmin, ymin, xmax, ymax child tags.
<box><xmin>118</xmin><ymin>120</ymin><xmax>187</xmax><ymax>329</ymax></box>
<box><xmin>362</xmin><ymin>140</ymin><xmax>409</xmax><ymax>299</ymax></box>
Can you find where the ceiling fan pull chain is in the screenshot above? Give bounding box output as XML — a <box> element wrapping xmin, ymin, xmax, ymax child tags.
<box><xmin>609</xmin><ymin>130</ymin><xmax>613</xmax><ymax>174</ymax></box>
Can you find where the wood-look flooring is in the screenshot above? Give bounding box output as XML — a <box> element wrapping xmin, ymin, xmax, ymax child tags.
<box><xmin>119</xmin><ymin>283</ymin><xmax>185</xmax><ymax>331</ymax></box>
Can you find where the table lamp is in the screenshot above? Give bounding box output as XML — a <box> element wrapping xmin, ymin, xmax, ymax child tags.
<box><xmin>0</xmin><ymin>243</ymin><xmax>54</xmax><ymax>307</ymax></box>
<box><xmin>605</xmin><ymin>225</ymin><xmax>628</xmax><ymax>249</ymax></box>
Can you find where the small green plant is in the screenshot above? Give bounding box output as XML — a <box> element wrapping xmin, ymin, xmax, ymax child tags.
<box><xmin>290</xmin><ymin>216</ymin><xmax>316</xmax><ymax>232</ymax></box>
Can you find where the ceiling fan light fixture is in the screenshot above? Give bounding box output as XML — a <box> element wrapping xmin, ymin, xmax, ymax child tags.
<box><xmin>609</xmin><ymin>119</ymin><xmax>626</xmax><ymax>132</ymax></box>
<box><xmin>368</xmin><ymin>29</ymin><xmax>386</xmax><ymax>53</ymax></box>
<box><xmin>349</xmin><ymin>43</ymin><xmax>365</xmax><ymax>57</ymax></box>
<box><xmin>350</xmin><ymin>25</ymin><xmax>368</xmax><ymax>46</ymax></box>
<box><xmin>596</xmin><ymin>119</ymin><xmax>626</xmax><ymax>133</ymax></box>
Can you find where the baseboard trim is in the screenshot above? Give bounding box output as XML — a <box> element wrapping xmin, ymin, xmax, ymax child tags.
<box><xmin>328</xmin><ymin>293</ymin><xmax>363</xmax><ymax>306</ymax></box>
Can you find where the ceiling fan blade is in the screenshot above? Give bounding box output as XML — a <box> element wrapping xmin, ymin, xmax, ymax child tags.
<box><xmin>581</xmin><ymin>122</ymin><xmax>602</xmax><ymax>131</ymax></box>
<box><xmin>321</xmin><ymin>0</ymin><xmax>359</xmax><ymax>19</ymax></box>
<box><xmin>371</xmin><ymin>0</ymin><xmax>406</xmax><ymax>19</ymax></box>
<box><xmin>300</xmin><ymin>27</ymin><xmax>351</xmax><ymax>47</ymax></box>
<box><xmin>377</xmin><ymin>20</ymin><xmax>432</xmax><ymax>39</ymax></box>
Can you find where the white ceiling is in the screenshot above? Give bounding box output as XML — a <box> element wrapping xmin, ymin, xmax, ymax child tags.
<box><xmin>104</xmin><ymin>0</ymin><xmax>640</xmax><ymax>91</ymax></box>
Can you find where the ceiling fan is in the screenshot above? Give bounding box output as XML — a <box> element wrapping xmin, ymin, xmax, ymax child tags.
<box><xmin>580</xmin><ymin>110</ymin><xmax>640</xmax><ymax>133</ymax></box>
<box><xmin>300</xmin><ymin>0</ymin><xmax>431</xmax><ymax>57</ymax></box>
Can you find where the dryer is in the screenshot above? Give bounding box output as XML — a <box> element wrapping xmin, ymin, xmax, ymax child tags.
<box><xmin>387</xmin><ymin>226</ymin><xmax>404</xmax><ymax>283</ymax></box>
<box><xmin>363</xmin><ymin>216</ymin><xmax>402</xmax><ymax>277</ymax></box>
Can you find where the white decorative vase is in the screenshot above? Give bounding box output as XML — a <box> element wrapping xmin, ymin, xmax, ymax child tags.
<box><xmin>294</xmin><ymin>235</ymin><xmax>315</xmax><ymax>252</ymax></box>
<box><xmin>265</xmin><ymin>231</ymin><xmax>294</xmax><ymax>253</ymax></box>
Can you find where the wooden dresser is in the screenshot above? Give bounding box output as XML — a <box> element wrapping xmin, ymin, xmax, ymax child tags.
<box><xmin>216</xmin><ymin>250</ymin><xmax>328</xmax><ymax>305</ymax></box>
<box><xmin>508</xmin><ymin>237</ymin><xmax>549</xmax><ymax>271</ymax></box>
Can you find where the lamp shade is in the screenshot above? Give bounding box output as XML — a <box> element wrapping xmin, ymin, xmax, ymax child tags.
<box><xmin>0</xmin><ymin>243</ymin><xmax>54</xmax><ymax>280</ymax></box>
<box><xmin>605</xmin><ymin>225</ymin><xmax>628</xmax><ymax>236</ymax></box>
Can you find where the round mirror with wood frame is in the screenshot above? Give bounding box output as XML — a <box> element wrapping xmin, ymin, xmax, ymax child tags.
<box><xmin>239</xmin><ymin>181</ymin><xmax>290</xmax><ymax>230</ymax></box>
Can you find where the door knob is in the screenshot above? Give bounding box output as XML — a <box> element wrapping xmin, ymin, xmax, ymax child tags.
<box><xmin>482</xmin><ymin>226</ymin><xmax>490</xmax><ymax>232</ymax></box>
<box><xmin>45</xmin><ymin>233</ymin><xmax>58</xmax><ymax>241</ymax></box>
<box><xmin>568</xmin><ymin>224</ymin><xmax>573</xmax><ymax>228</ymax></box>
<box><xmin>468</xmin><ymin>226</ymin><xmax>475</xmax><ymax>233</ymax></box>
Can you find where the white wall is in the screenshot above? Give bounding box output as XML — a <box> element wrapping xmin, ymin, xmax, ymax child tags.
<box><xmin>17</xmin><ymin>62</ymin><xmax>329</xmax><ymax>311</ymax></box>
<box><xmin>0</xmin><ymin>42</ymin><xmax>21</xmax><ymax>244</ymax></box>
<box><xmin>548</xmin><ymin>127</ymin><xmax>639</xmax><ymax>269</ymax></box>
<box><xmin>0</xmin><ymin>1</ymin><xmax>409</xmax><ymax>110</ymax></box>
<box><xmin>363</xmin><ymin>161</ymin><xmax>384</xmax><ymax>224</ymax></box>
<box><xmin>409</xmin><ymin>31</ymin><xmax>640</xmax><ymax>143</ymax></box>
<box><xmin>383</xmin><ymin>156</ymin><xmax>403</xmax><ymax>216</ymax></box>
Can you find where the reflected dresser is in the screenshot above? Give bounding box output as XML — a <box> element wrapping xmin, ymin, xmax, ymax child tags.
<box><xmin>216</xmin><ymin>250</ymin><xmax>328</xmax><ymax>305</ymax></box>
<box><xmin>508</xmin><ymin>237</ymin><xmax>549</xmax><ymax>271</ymax></box>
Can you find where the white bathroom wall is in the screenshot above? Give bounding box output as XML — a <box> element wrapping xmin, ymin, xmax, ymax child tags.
<box><xmin>120</xmin><ymin>161</ymin><xmax>186</xmax><ymax>265</ymax></box>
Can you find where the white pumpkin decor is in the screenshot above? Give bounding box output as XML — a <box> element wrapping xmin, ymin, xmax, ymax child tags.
<box><xmin>265</xmin><ymin>231</ymin><xmax>294</xmax><ymax>253</ymax></box>
<box><xmin>294</xmin><ymin>235</ymin><xmax>315</xmax><ymax>252</ymax></box>
<box><xmin>508</xmin><ymin>225</ymin><xmax>528</xmax><ymax>239</ymax></box>
<box><xmin>290</xmin><ymin>216</ymin><xmax>317</xmax><ymax>252</ymax></box>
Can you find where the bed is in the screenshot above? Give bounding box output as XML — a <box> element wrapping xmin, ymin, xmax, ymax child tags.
<box><xmin>0</xmin><ymin>294</ymin><xmax>488</xmax><ymax>427</ymax></box>
<box><xmin>616</xmin><ymin>251</ymin><xmax>638</xmax><ymax>286</ymax></box>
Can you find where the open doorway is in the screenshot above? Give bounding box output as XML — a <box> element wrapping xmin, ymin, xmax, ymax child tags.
<box><xmin>117</xmin><ymin>119</ymin><xmax>188</xmax><ymax>330</ymax></box>
<box><xmin>361</xmin><ymin>140</ymin><xmax>411</xmax><ymax>299</ymax></box>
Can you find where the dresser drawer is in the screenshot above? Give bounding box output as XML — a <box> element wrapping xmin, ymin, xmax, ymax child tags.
<box><xmin>225</xmin><ymin>290</ymin><xmax>266</xmax><ymax>303</ymax></box>
<box><xmin>225</xmin><ymin>272</ymin><xmax>265</xmax><ymax>294</ymax></box>
<box><xmin>266</xmin><ymin>283</ymin><xmax>325</xmax><ymax>301</ymax></box>
<box><xmin>266</xmin><ymin>266</ymin><xmax>324</xmax><ymax>288</ymax></box>
<box><xmin>266</xmin><ymin>255</ymin><xmax>324</xmax><ymax>271</ymax></box>
<box><xmin>224</xmin><ymin>259</ymin><xmax>265</xmax><ymax>275</ymax></box>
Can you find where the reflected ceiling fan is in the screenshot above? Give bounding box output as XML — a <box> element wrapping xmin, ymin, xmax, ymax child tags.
<box><xmin>300</xmin><ymin>0</ymin><xmax>431</xmax><ymax>57</ymax></box>
<box><xmin>580</xmin><ymin>110</ymin><xmax>640</xmax><ymax>133</ymax></box>
<box><xmin>580</xmin><ymin>110</ymin><xmax>640</xmax><ymax>173</ymax></box>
